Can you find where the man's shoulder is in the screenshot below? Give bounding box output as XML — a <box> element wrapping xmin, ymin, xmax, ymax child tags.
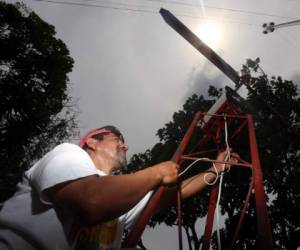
<box><xmin>26</xmin><ymin>143</ymin><xmax>92</xmax><ymax>178</ymax></box>
<box><xmin>53</xmin><ymin>142</ymin><xmax>82</xmax><ymax>152</ymax></box>
<box><xmin>44</xmin><ymin>143</ymin><xmax>86</xmax><ymax>160</ymax></box>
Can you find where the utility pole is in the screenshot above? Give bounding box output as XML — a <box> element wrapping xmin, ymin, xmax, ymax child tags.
<box><xmin>262</xmin><ymin>19</ymin><xmax>300</xmax><ymax>34</ymax></box>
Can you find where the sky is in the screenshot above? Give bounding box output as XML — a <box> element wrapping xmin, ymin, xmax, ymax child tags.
<box><xmin>5</xmin><ymin>0</ymin><xmax>300</xmax><ymax>249</ymax></box>
<box><xmin>9</xmin><ymin>0</ymin><xmax>300</xmax><ymax>157</ymax></box>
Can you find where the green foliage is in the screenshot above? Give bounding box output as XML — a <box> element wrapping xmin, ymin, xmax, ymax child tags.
<box><xmin>127</xmin><ymin>58</ymin><xmax>300</xmax><ymax>249</ymax></box>
<box><xmin>243</xmin><ymin>59</ymin><xmax>300</xmax><ymax>249</ymax></box>
<box><xmin>0</xmin><ymin>2</ymin><xmax>78</xmax><ymax>202</ymax></box>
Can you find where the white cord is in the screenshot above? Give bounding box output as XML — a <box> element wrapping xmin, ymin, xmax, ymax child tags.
<box><xmin>178</xmin><ymin>158</ymin><xmax>224</xmax><ymax>186</ymax></box>
<box><xmin>216</xmin><ymin>153</ymin><xmax>230</xmax><ymax>250</ymax></box>
<box><xmin>216</xmin><ymin>172</ymin><xmax>224</xmax><ymax>249</ymax></box>
<box><xmin>178</xmin><ymin>158</ymin><xmax>210</xmax><ymax>177</ymax></box>
<box><xmin>216</xmin><ymin>114</ymin><xmax>231</xmax><ymax>250</ymax></box>
<box><xmin>203</xmin><ymin>162</ymin><xmax>219</xmax><ymax>185</ymax></box>
<box><xmin>224</xmin><ymin>115</ymin><xmax>231</xmax><ymax>171</ymax></box>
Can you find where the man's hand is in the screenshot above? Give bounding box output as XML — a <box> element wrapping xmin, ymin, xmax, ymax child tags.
<box><xmin>152</xmin><ymin>161</ymin><xmax>179</xmax><ymax>186</ymax></box>
<box><xmin>214</xmin><ymin>150</ymin><xmax>240</xmax><ymax>174</ymax></box>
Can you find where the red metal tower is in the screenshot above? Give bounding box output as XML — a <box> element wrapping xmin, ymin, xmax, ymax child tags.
<box><xmin>123</xmin><ymin>87</ymin><xmax>274</xmax><ymax>250</ymax></box>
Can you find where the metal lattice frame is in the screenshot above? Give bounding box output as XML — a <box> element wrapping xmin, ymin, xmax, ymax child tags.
<box><xmin>123</xmin><ymin>90</ymin><xmax>273</xmax><ymax>250</ymax></box>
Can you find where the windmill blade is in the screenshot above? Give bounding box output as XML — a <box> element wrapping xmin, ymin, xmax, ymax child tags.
<box><xmin>159</xmin><ymin>8</ymin><xmax>241</xmax><ymax>87</ymax></box>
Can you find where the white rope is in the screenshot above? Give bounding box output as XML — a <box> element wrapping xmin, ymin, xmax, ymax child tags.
<box><xmin>216</xmin><ymin>172</ymin><xmax>224</xmax><ymax>249</ymax></box>
<box><xmin>216</xmin><ymin>153</ymin><xmax>229</xmax><ymax>250</ymax></box>
<box><xmin>178</xmin><ymin>158</ymin><xmax>224</xmax><ymax>185</ymax></box>
<box><xmin>203</xmin><ymin>162</ymin><xmax>219</xmax><ymax>185</ymax></box>
<box><xmin>224</xmin><ymin>114</ymin><xmax>231</xmax><ymax>168</ymax></box>
<box><xmin>216</xmin><ymin>114</ymin><xmax>231</xmax><ymax>250</ymax></box>
<box><xmin>178</xmin><ymin>158</ymin><xmax>210</xmax><ymax>178</ymax></box>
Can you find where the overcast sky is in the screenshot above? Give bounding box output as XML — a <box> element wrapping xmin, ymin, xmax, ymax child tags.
<box><xmin>11</xmin><ymin>0</ymin><xmax>300</xmax><ymax>157</ymax></box>
<box><xmin>7</xmin><ymin>0</ymin><xmax>300</xmax><ymax>248</ymax></box>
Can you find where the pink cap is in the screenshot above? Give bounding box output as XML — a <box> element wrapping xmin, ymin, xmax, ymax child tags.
<box><xmin>78</xmin><ymin>127</ymin><xmax>112</xmax><ymax>148</ymax></box>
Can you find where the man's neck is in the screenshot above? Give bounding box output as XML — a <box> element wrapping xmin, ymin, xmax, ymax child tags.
<box><xmin>88</xmin><ymin>150</ymin><xmax>114</xmax><ymax>175</ymax></box>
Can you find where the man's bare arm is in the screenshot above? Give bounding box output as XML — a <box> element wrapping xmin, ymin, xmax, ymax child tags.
<box><xmin>45</xmin><ymin>161</ymin><xmax>178</xmax><ymax>225</ymax></box>
<box><xmin>157</xmin><ymin>152</ymin><xmax>239</xmax><ymax>210</ymax></box>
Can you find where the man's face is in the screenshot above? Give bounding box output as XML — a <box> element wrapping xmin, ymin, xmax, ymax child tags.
<box><xmin>96</xmin><ymin>132</ymin><xmax>128</xmax><ymax>169</ymax></box>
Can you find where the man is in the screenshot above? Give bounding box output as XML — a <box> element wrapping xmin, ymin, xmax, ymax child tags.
<box><xmin>0</xmin><ymin>125</ymin><xmax>237</xmax><ymax>250</ymax></box>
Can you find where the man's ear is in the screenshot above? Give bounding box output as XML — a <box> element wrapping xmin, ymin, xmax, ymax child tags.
<box><xmin>85</xmin><ymin>138</ymin><xmax>98</xmax><ymax>150</ymax></box>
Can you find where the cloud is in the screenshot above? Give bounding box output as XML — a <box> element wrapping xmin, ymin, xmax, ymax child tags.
<box><xmin>290</xmin><ymin>73</ymin><xmax>300</xmax><ymax>88</ymax></box>
<box><xmin>184</xmin><ymin>60</ymin><xmax>233</xmax><ymax>99</ymax></box>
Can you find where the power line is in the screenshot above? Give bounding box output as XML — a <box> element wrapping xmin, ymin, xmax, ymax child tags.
<box><xmin>145</xmin><ymin>0</ymin><xmax>299</xmax><ymax>20</ymax></box>
<box><xmin>84</xmin><ymin>0</ymin><xmax>299</xmax><ymax>21</ymax></box>
<box><xmin>31</xmin><ymin>0</ymin><xmax>157</xmax><ymax>14</ymax></box>
<box><xmin>30</xmin><ymin>0</ymin><xmax>262</xmax><ymax>28</ymax></box>
<box><xmin>80</xmin><ymin>0</ymin><xmax>211</xmax><ymax>20</ymax></box>
<box><xmin>285</xmin><ymin>0</ymin><xmax>300</xmax><ymax>2</ymax></box>
<box><xmin>82</xmin><ymin>0</ymin><xmax>161</xmax><ymax>12</ymax></box>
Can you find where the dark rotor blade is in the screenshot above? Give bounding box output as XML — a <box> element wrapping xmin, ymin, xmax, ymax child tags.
<box><xmin>159</xmin><ymin>8</ymin><xmax>241</xmax><ymax>86</ymax></box>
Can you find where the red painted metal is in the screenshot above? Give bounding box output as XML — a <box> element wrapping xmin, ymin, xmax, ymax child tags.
<box><xmin>124</xmin><ymin>96</ymin><xmax>273</xmax><ymax>250</ymax></box>
<box><xmin>229</xmin><ymin>119</ymin><xmax>248</xmax><ymax>141</ymax></box>
<box><xmin>202</xmin><ymin>185</ymin><xmax>219</xmax><ymax>250</ymax></box>
<box><xmin>177</xmin><ymin>185</ymin><xmax>183</xmax><ymax>250</ymax></box>
<box><xmin>230</xmin><ymin>180</ymin><xmax>254</xmax><ymax>250</ymax></box>
<box><xmin>247</xmin><ymin>115</ymin><xmax>274</xmax><ymax>249</ymax></box>
<box><xmin>171</xmin><ymin>112</ymin><xmax>204</xmax><ymax>162</ymax></box>
<box><xmin>180</xmin><ymin>156</ymin><xmax>252</xmax><ymax>168</ymax></box>
<box><xmin>123</xmin><ymin>112</ymin><xmax>204</xmax><ymax>248</ymax></box>
<box><xmin>122</xmin><ymin>186</ymin><xmax>166</xmax><ymax>248</ymax></box>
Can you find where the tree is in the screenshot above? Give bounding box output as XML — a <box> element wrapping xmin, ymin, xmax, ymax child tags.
<box><xmin>125</xmin><ymin>58</ymin><xmax>300</xmax><ymax>249</ymax></box>
<box><xmin>0</xmin><ymin>2</ymin><xmax>78</xmax><ymax>203</ymax></box>
<box><xmin>240</xmin><ymin>58</ymin><xmax>300</xmax><ymax>250</ymax></box>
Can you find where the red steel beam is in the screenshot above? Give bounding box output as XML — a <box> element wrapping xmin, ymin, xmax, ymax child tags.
<box><xmin>171</xmin><ymin>112</ymin><xmax>205</xmax><ymax>162</ymax></box>
<box><xmin>247</xmin><ymin>115</ymin><xmax>274</xmax><ymax>250</ymax></box>
<box><xmin>177</xmin><ymin>184</ymin><xmax>183</xmax><ymax>250</ymax></box>
<box><xmin>202</xmin><ymin>185</ymin><xmax>219</xmax><ymax>250</ymax></box>
<box><xmin>123</xmin><ymin>112</ymin><xmax>204</xmax><ymax>247</ymax></box>
<box><xmin>180</xmin><ymin>156</ymin><xmax>252</xmax><ymax>169</ymax></box>
<box><xmin>230</xmin><ymin>180</ymin><xmax>254</xmax><ymax>250</ymax></box>
<box><xmin>229</xmin><ymin>119</ymin><xmax>248</xmax><ymax>141</ymax></box>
